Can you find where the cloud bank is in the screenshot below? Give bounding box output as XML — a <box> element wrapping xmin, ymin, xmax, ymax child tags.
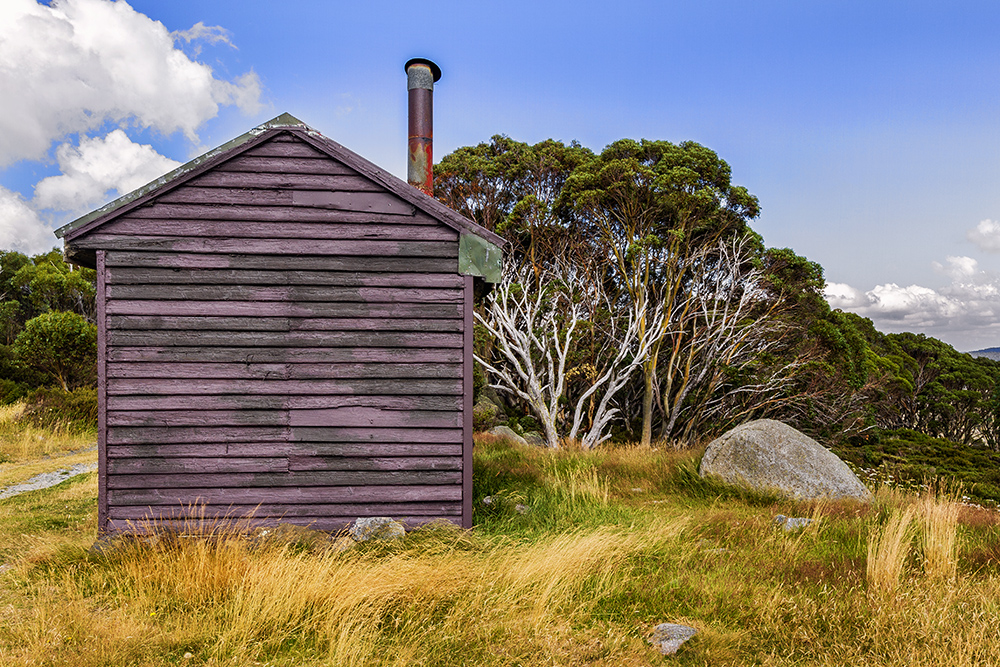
<box><xmin>826</xmin><ymin>255</ymin><xmax>1000</xmax><ymax>351</ymax></box>
<box><xmin>0</xmin><ymin>0</ymin><xmax>262</xmax><ymax>252</ymax></box>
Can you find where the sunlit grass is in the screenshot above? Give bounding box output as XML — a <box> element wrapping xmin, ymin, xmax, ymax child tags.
<box><xmin>0</xmin><ymin>401</ymin><xmax>95</xmax><ymax>463</ymax></box>
<box><xmin>3</xmin><ymin>434</ymin><xmax>1000</xmax><ymax>665</ymax></box>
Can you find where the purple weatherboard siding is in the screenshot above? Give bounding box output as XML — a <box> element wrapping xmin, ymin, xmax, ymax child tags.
<box><xmin>57</xmin><ymin>116</ymin><xmax>502</xmax><ymax>533</ymax></box>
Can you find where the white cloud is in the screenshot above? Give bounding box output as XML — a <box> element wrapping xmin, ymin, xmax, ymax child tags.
<box><xmin>932</xmin><ymin>255</ymin><xmax>978</xmax><ymax>281</ymax></box>
<box><xmin>33</xmin><ymin>130</ymin><xmax>181</xmax><ymax>213</ymax></box>
<box><xmin>827</xmin><ymin>262</ymin><xmax>1000</xmax><ymax>350</ymax></box>
<box><xmin>967</xmin><ymin>219</ymin><xmax>1000</xmax><ymax>253</ymax></box>
<box><xmin>170</xmin><ymin>21</ymin><xmax>235</xmax><ymax>55</ymax></box>
<box><xmin>0</xmin><ymin>187</ymin><xmax>56</xmax><ymax>255</ymax></box>
<box><xmin>0</xmin><ymin>0</ymin><xmax>262</xmax><ymax>168</ymax></box>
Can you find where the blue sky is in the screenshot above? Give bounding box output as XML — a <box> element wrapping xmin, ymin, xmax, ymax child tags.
<box><xmin>3</xmin><ymin>0</ymin><xmax>1000</xmax><ymax>350</ymax></box>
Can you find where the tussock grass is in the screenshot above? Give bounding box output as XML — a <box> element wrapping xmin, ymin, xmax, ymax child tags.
<box><xmin>0</xmin><ymin>401</ymin><xmax>95</xmax><ymax>462</ymax></box>
<box><xmin>5</xmin><ymin>434</ymin><xmax>1000</xmax><ymax>665</ymax></box>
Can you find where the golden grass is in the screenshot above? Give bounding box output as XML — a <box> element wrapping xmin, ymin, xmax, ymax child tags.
<box><xmin>6</xmin><ymin>436</ymin><xmax>1000</xmax><ymax>665</ymax></box>
<box><xmin>2</xmin><ymin>522</ymin><xmax>666</xmax><ymax>666</ymax></box>
<box><xmin>0</xmin><ymin>401</ymin><xmax>95</xmax><ymax>463</ymax></box>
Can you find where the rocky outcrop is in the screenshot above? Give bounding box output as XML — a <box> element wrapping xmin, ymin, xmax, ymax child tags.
<box><xmin>699</xmin><ymin>419</ymin><xmax>873</xmax><ymax>502</ymax></box>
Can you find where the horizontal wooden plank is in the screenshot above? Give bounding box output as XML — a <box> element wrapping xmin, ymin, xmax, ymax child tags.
<box><xmin>242</xmin><ymin>141</ymin><xmax>330</xmax><ymax>159</ymax></box>
<box><xmin>106</xmin><ymin>300</ymin><xmax>462</xmax><ymax>319</ymax></box>
<box><xmin>106</xmin><ymin>393</ymin><xmax>464</xmax><ymax>412</ymax></box>
<box><xmin>108</xmin><ymin>408</ymin><xmax>461</xmax><ymax>429</ymax></box>
<box><xmin>106</xmin><ymin>331</ymin><xmax>463</xmax><ymax>348</ymax></box>
<box><xmin>287</xmin><ymin>408</ymin><xmax>460</xmax><ymax>428</ymax></box>
<box><xmin>286</xmin><ymin>456</ymin><xmax>461</xmax><ymax>472</ymax></box>
<box><xmin>188</xmin><ymin>171</ymin><xmax>382</xmax><ymax>191</ymax></box>
<box><xmin>107</xmin><ymin>502</ymin><xmax>461</xmax><ymax>520</ymax></box>
<box><xmin>106</xmin><ymin>426</ymin><xmax>463</xmax><ymax>445</ymax></box>
<box><xmin>75</xmin><ymin>234</ymin><xmax>458</xmax><ymax>257</ymax></box>
<box><xmin>123</xmin><ymin>203</ymin><xmax>424</xmax><ymax>223</ymax></box>
<box><xmin>108</xmin><ymin>484</ymin><xmax>463</xmax><ymax>505</ymax></box>
<box><xmin>216</xmin><ymin>155</ymin><xmax>355</xmax><ymax>175</ymax></box>
<box><xmin>105</xmin><ymin>516</ymin><xmax>459</xmax><ymax>532</ymax></box>
<box><xmin>290</xmin><ymin>190</ymin><xmax>413</xmax><ymax>215</ymax></box>
<box><xmin>107</xmin><ymin>442</ymin><xmax>463</xmax><ymax>458</ymax></box>
<box><xmin>107</xmin><ymin>456</ymin><xmax>458</xmax><ymax>475</ymax></box>
<box><xmin>109</xmin><ymin>457</ymin><xmax>289</xmax><ymax>475</ymax></box>
<box><xmin>107</xmin><ymin>346</ymin><xmax>461</xmax><ymax>364</ymax></box>
<box><xmin>104</xmin><ymin>251</ymin><xmax>456</xmax><ymax>273</ymax></box>
<box><xmin>108</xmin><ymin>316</ymin><xmax>464</xmax><ymax>333</ymax></box>
<box><xmin>100</xmin><ymin>219</ymin><xmax>456</xmax><ymax>241</ymax></box>
<box><xmin>107</xmin><ymin>470</ymin><xmax>461</xmax><ymax>489</ymax></box>
<box><xmin>107</xmin><ymin>377</ymin><xmax>463</xmax><ymax>396</ymax></box>
<box><xmin>107</xmin><ymin>284</ymin><xmax>462</xmax><ymax>303</ymax></box>
<box><xmin>187</xmin><ymin>169</ymin><xmax>385</xmax><ymax>190</ymax></box>
<box><xmin>106</xmin><ymin>269</ymin><xmax>463</xmax><ymax>288</ymax></box>
<box><xmin>154</xmin><ymin>188</ymin><xmax>416</xmax><ymax>216</ymax></box>
<box><xmin>107</xmin><ymin>362</ymin><xmax>462</xmax><ymax>380</ymax></box>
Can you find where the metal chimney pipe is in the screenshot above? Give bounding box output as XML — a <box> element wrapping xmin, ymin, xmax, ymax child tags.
<box><xmin>405</xmin><ymin>58</ymin><xmax>441</xmax><ymax>196</ymax></box>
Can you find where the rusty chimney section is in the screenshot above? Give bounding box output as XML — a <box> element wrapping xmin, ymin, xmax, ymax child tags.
<box><xmin>405</xmin><ymin>58</ymin><xmax>441</xmax><ymax>196</ymax></box>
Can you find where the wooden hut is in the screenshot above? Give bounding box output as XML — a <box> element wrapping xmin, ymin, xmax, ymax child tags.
<box><xmin>54</xmin><ymin>113</ymin><xmax>503</xmax><ymax>533</ymax></box>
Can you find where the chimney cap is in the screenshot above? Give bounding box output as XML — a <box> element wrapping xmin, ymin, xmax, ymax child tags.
<box><xmin>404</xmin><ymin>57</ymin><xmax>442</xmax><ymax>82</ymax></box>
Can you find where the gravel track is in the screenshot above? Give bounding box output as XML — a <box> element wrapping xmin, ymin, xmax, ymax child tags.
<box><xmin>0</xmin><ymin>462</ymin><xmax>97</xmax><ymax>500</ymax></box>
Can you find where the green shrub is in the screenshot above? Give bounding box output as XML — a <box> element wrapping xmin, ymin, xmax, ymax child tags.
<box><xmin>20</xmin><ymin>386</ymin><xmax>98</xmax><ymax>431</ymax></box>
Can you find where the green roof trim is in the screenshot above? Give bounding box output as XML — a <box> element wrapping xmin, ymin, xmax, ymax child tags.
<box><xmin>459</xmin><ymin>233</ymin><xmax>503</xmax><ymax>283</ymax></box>
<box><xmin>54</xmin><ymin>113</ymin><xmax>315</xmax><ymax>239</ymax></box>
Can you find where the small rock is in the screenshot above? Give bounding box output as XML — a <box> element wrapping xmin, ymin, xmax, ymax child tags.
<box><xmin>522</xmin><ymin>431</ymin><xmax>546</xmax><ymax>447</ymax></box>
<box><xmin>774</xmin><ymin>515</ymin><xmax>813</xmax><ymax>532</ymax></box>
<box><xmin>182</xmin><ymin>652</ymin><xmax>194</xmax><ymax>660</ymax></box>
<box><xmin>481</xmin><ymin>496</ymin><xmax>493</xmax><ymax>505</ymax></box>
<box><xmin>349</xmin><ymin>517</ymin><xmax>405</xmax><ymax>542</ymax></box>
<box><xmin>649</xmin><ymin>623</ymin><xmax>697</xmax><ymax>655</ymax></box>
<box><xmin>489</xmin><ymin>425</ymin><xmax>529</xmax><ymax>446</ymax></box>
<box><xmin>515</xmin><ymin>503</ymin><xmax>529</xmax><ymax>514</ymax></box>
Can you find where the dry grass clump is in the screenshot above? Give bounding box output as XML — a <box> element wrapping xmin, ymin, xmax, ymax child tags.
<box><xmin>0</xmin><ymin>401</ymin><xmax>94</xmax><ymax>462</ymax></box>
<box><xmin>1</xmin><ymin>521</ymin><xmax>674</xmax><ymax>666</ymax></box>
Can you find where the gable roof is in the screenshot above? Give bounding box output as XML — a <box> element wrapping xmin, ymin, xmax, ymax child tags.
<box><xmin>55</xmin><ymin>113</ymin><xmax>503</xmax><ymax>279</ymax></box>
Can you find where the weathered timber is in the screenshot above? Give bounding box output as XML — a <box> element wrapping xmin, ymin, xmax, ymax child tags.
<box><xmin>109</xmin><ymin>457</ymin><xmax>289</xmax><ymax>475</ymax></box>
<box><xmin>215</xmin><ymin>156</ymin><xmax>355</xmax><ymax>174</ymax></box>
<box><xmin>106</xmin><ymin>300</ymin><xmax>462</xmax><ymax>319</ymax></box>
<box><xmin>104</xmin><ymin>516</ymin><xmax>458</xmax><ymax>532</ymax></box>
<box><xmin>101</xmin><ymin>219</ymin><xmax>456</xmax><ymax>242</ymax></box>
<box><xmin>106</xmin><ymin>362</ymin><xmax>462</xmax><ymax>380</ymax></box>
<box><xmin>240</xmin><ymin>141</ymin><xmax>329</xmax><ymax>158</ymax></box>
<box><xmin>75</xmin><ymin>235</ymin><xmax>458</xmax><ymax>257</ymax></box>
<box><xmin>108</xmin><ymin>484</ymin><xmax>463</xmax><ymax>505</ymax></box>
<box><xmin>151</xmin><ymin>188</ymin><xmax>417</xmax><ymax>216</ymax></box>
<box><xmin>107</xmin><ymin>408</ymin><xmax>461</xmax><ymax>429</ymax></box>
<box><xmin>106</xmin><ymin>331</ymin><xmax>463</xmax><ymax>348</ymax></box>
<box><xmin>106</xmin><ymin>268</ymin><xmax>463</xmax><ymax>287</ymax></box>
<box><xmin>107</xmin><ymin>442</ymin><xmax>464</xmax><ymax>458</ymax></box>
<box><xmin>188</xmin><ymin>171</ymin><xmax>383</xmax><ymax>191</ymax></box>
<box><xmin>107</xmin><ymin>316</ymin><xmax>464</xmax><ymax>333</ymax></box>
<box><xmin>106</xmin><ymin>378</ymin><xmax>463</xmax><ymax>396</ymax></box>
<box><xmin>108</xmin><ymin>456</ymin><xmax>459</xmax><ymax>475</ymax></box>
<box><xmin>107</xmin><ymin>502</ymin><xmax>461</xmax><ymax>520</ymax></box>
<box><xmin>107</xmin><ymin>426</ymin><xmax>463</xmax><ymax>445</ymax></box>
<box><xmin>104</xmin><ymin>252</ymin><xmax>456</xmax><ymax>273</ymax></box>
<box><xmin>106</xmin><ymin>346</ymin><xmax>460</xmax><ymax>364</ymax></box>
<box><xmin>107</xmin><ymin>284</ymin><xmax>462</xmax><ymax>303</ymax></box>
<box><xmin>286</xmin><ymin>455</ymin><xmax>461</xmax><ymax>472</ymax></box>
<box><xmin>107</xmin><ymin>470</ymin><xmax>461</xmax><ymax>489</ymax></box>
<box><xmin>106</xmin><ymin>393</ymin><xmax>463</xmax><ymax>412</ymax></box>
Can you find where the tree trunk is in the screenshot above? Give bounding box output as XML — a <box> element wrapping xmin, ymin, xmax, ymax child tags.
<box><xmin>641</xmin><ymin>368</ymin><xmax>654</xmax><ymax>447</ymax></box>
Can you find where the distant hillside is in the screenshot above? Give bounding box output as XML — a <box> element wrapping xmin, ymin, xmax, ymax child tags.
<box><xmin>968</xmin><ymin>347</ymin><xmax>1000</xmax><ymax>361</ymax></box>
